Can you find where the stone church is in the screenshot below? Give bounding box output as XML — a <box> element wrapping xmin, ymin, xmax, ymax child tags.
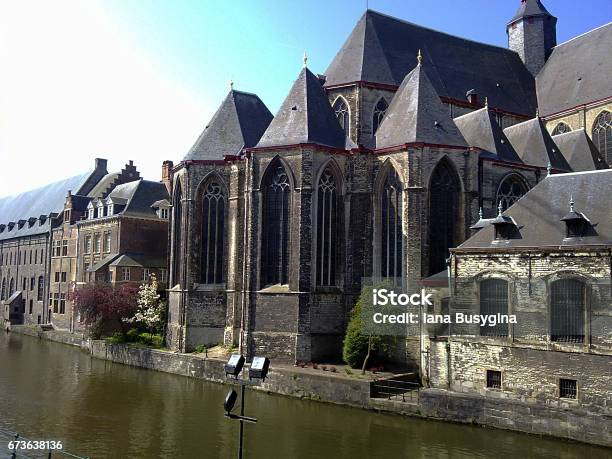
<box><xmin>166</xmin><ymin>1</ymin><xmax>611</xmax><ymax>364</ymax></box>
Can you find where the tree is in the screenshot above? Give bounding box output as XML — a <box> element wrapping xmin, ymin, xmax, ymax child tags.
<box><xmin>72</xmin><ymin>283</ymin><xmax>138</xmax><ymax>338</ymax></box>
<box><xmin>124</xmin><ymin>274</ymin><xmax>165</xmax><ymax>339</ymax></box>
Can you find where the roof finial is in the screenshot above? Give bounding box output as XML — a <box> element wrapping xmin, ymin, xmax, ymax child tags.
<box><xmin>535</xmin><ymin>107</ymin><xmax>540</xmax><ymax>118</ymax></box>
<box><xmin>229</xmin><ymin>79</ymin><xmax>234</xmax><ymax>91</ymax></box>
<box><xmin>479</xmin><ymin>207</ymin><xmax>483</xmax><ymax>220</ymax></box>
<box><xmin>417</xmin><ymin>49</ymin><xmax>423</xmax><ymax>66</ymax></box>
<box><xmin>498</xmin><ymin>201</ymin><xmax>503</xmax><ymax>217</ymax></box>
<box><xmin>547</xmin><ymin>161</ymin><xmax>552</xmax><ymax>177</ymax></box>
<box><xmin>485</xmin><ymin>96</ymin><xmax>489</xmax><ymax>109</ymax></box>
<box><xmin>303</xmin><ymin>50</ymin><xmax>308</xmax><ymax>68</ymax></box>
<box><xmin>569</xmin><ymin>194</ymin><xmax>575</xmax><ymax>213</ymax></box>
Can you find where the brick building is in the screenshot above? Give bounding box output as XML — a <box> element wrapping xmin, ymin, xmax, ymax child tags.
<box><xmin>426</xmin><ymin>170</ymin><xmax>611</xmax><ymax>433</ymax></box>
<box><xmin>165</xmin><ymin>2</ymin><xmax>610</xmax><ymax>364</ymax></box>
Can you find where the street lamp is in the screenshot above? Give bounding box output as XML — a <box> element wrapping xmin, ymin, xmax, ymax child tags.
<box><xmin>223</xmin><ymin>355</ymin><xmax>270</xmax><ymax>459</ymax></box>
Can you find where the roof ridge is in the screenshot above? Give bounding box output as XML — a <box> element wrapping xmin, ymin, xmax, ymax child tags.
<box><xmin>552</xmin><ymin>21</ymin><xmax>612</xmax><ymax>49</ymax></box>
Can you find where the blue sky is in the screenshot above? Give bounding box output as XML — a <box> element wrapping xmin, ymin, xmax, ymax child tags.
<box><xmin>0</xmin><ymin>0</ymin><xmax>610</xmax><ymax>197</ymax></box>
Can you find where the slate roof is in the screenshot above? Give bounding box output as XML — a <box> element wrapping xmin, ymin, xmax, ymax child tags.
<box><xmin>454</xmin><ymin>107</ymin><xmax>522</xmax><ymax>162</ymax></box>
<box><xmin>324</xmin><ymin>10</ymin><xmax>537</xmax><ymax>116</ymax></box>
<box><xmin>536</xmin><ymin>23</ymin><xmax>612</xmax><ymax>117</ymax></box>
<box><xmin>552</xmin><ymin>129</ymin><xmax>609</xmax><ymax>172</ymax></box>
<box><xmin>504</xmin><ymin>117</ymin><xmax>571</xmax><ymax>170</ymax></box>
<box><xmin>456</xmin><ymin>169</ymin><xmax>612</xmax><ymax>250</ymax></box>
<box><xmin>509</xmin><ymin>0</ymin><xmax>554</xmax><ymax>24</ymax></box>
<box><xmin>375</xmin><ymin>62</ymin><xmax>467</xmax><ymax>149</ymax></box>
<box><xmin>184</xmin><ymin>90</ymin><xmax>273</xmax><ymax>161</ymax></box>
<box><xmin>256</xmin><ymin>67</ymin><xmax>355</xmax><ymax>149</ymax></box>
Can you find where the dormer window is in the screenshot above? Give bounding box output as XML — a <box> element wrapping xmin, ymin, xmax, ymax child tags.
<box><xmin>88</xmin><ymin>209</ymin><xmax>95</xmax><ymax>220</ymax></box>
<box><xmin>491</xmin><ymin>203</ymin><xmax>518</xmax><ymax>242</ymax></box>
<box><xmin>160</xmin><ymin>208</ymin><xmax>169</xmax><ymax>219</ymax></box>
<box><xmin>18</xmin><ymin>220</ymin><xmax>26</xmax><ymax>229</ymax></box>
<box><xmin>561</xmin><ymin>198</ymin><xmax>590</xmax><ymax>239</ymax></box>
<box><xmin>107</xmin><ymin>204</ymin><xmax>114</xmax><ymax>216</ymax></box>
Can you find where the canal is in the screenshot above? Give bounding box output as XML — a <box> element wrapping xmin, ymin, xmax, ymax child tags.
<box><xmin>0</xmin><ymin>332</ymin><xmax>608</xmax><ymax>459</ymax></box>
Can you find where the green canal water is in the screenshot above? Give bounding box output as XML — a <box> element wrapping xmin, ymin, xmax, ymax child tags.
<box><xmin>0</xmin><ymin>332</ymin><xmax>609</xmax><ymax>458</ymax></box>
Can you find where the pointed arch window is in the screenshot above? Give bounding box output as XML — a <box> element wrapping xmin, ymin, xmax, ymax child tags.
<box><xmin>201</xmin><ymin>181</ymin><xmax>226</xmax><ymax>284</ymax></box>
<box><xmin>262</xmin><ymin>163</ymin><xmax>291</xmax><ymax>286</ymax></box>
<box><xmin>172</xmin><ymin>181</ymin><xmax>183</xmax><ymax>286</ymax></box>
<box><xmin>316</xmin><ymin>167</ymin><xmax>339</xmax><ymax>286</ymax></box>
<box><xmin>592</xmin><ymin>111</ymin><xmax>612</xmax><ymax>163</ymax></box>
<box><xmin>1</xmin><ymin>278</ymin><xmax>5</xmax><ymax>300</ymax></box>
<box><xmin>550</xmin><ymin>279</ymin><xmax>585</xmax><ymax>343</ymax></box>
<box><xmin>372</xmin><ymin>98</ymin><xmax>388</xmax><ymax>134</ymax></box>
<box><xmin>428</xmin><ymin>161</ymin><xmax>461</xmax><ymax>275</ymax></box>
<box><xmin>551</xmin><ymin>122</ymin><xmax>571</xmax><ymax>136</ymax></box>
<box><xmin>381</xmin><ymin>167</ymin><xmax>403</xmax><ymax>279</ymax></box>
<box><xmin>333</xmin><ymin>98</ymin><xmax>350</xmax><ymax>136</ymax></box>
<box><xmin>497</xmin><ymin>175</ymin><xmax>528</xmax><ymax>211</ymax></box>
<box><xmin>480</xmin><ymin>279</ymin><xmax>509</xmax><ymax>337</ymax></box>
<box><xmin>9</xmin><ymin>278</ymin><xmax>14</xmax><ymax>297</ymax></box>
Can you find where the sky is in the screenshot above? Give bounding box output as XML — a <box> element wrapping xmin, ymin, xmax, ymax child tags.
<box><xmin>0</xmin><ymin>0</ymin><xmax>610</xmax><ymax>198</ymax></box>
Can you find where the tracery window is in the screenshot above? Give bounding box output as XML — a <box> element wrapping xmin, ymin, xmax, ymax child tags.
<box><xmin>333</xmin><ymin>98</ymin><xmax>350</xmax><ymax>136</ymax></box>
<box><xmin>372</xmin><ymin>98</ymin><xmax>388</xmax><ymax>134</ymax></box>
<box><xmin>9</xmin><ymin>278</ymin><xmax>14</xmax><ymax>297</ymax></box>
<box><xmin>497</xmin><ymin>175</ymin><xmax>529</xmax><ymax>211</ymax></box>
<box><xmin>592</xmin><ymin>111</ymin><xmax>612</xmax><ymax>164</ymax></box>
<box><xmin>316</xmin><ymin>168</ymin><xmax>339</xmax><ymax>286</ymax></box>
<box><xmin>201</xmin><ymin>181</ymin><xmax>226</xmax><ymax>284</ymax></box>
<box><xmin>428</xmin><ymin>161</ymin><xmax>461</xmax><ymax>275</ymax></box>
<box><xmin>1</xmin><ymin>278</ymin><xmax>5</xmax><ymax>300</ymax></box>
<box><xmin>381</xmin><ymin>167</ymin><xmax>402</xmax><ymax>279</ymax></box>
<box><xmin>550</xmin><ymin>279</ymin><xmax>585</xmax><ymax>343</ymax></box>
<box><xmin>480</xmin><ymin>279</ymin><xmax>509</xmax><ymax>337</ymax></box>
<box><xmin>551</xmin><ymin>122</ymin><xmax>571</xmax><ymax>136</ymax></box>
<box><xmin>261</xmin><ymin>163</ymin><xmax>291</xmax><ymax>286</ymax></box>
<box><xmin>172</xmin><ymin>181</ymin><xmax>183</xmax><ymax>286</ymax></box>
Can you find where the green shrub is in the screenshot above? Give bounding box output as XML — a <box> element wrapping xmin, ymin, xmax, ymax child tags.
<box><xmin>194</xmin><ymin>344</ymin><xmax>207</xmax><ymax>354</ymax></box>
<box><xmin>126</xmin><ymin>328</ymin><xmax>139</xmax><ymax>342</ymax></box>
<box><xmin>105</xmin><ymin>332</ymin><xmax>126</xmax><ymax>344</ymax></box>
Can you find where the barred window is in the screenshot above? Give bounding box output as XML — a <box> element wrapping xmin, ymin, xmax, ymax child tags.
<box><xmin>497</xmin><ymin>175</ymin><xmax>528</xmax><ymax>211</ymax></box>
<box><xmin>428</xmin><ymin>161</ymin><xmax>461</xmax><ymax>275</ymax></box>
<box><xmin>37</xmin><ymin>276</ymin><xmax>44</xmax><ymax>301</ymax></box>
<box><xmin>486</xmin><ymin>370</ymin><xmax>502</xmax><ymax>389</ymax></box>
<box><xmin>381</xmin><ymin>167</ymin><xmax>402</xmax><ymax>279</ymax></box>
<box><xmin>372</xmin><ymin>98</ymin><xmax>388</xmax><ymax>134</ymax></box>
<box><xmin>551</xmin><ymin>122</ymin><xmax>571</xmax><ymax>136</ymax></box>
<box><xmin>559</xmin><ymin>379</ymin><xmax>577</xmax><ymax>399</ymax></box>
<box><xmin>592</xmin><ymin>111</ymin><xmax>612</xmax><ymax>164</ymax></box>
<box><xmin>172</xmin><ymin>181</ymin><xmax>183</xmax><ymax>286</ymax></box>
<box><xmin>261</xmin><ymin>163</ymin><xmax>291</xmax><ymax>286</ymax></box>
<box><xmin>316</xmin><ymin>168</ymin><xmax>339</xmax><ymax>286</ymax></box>
<box><xmin>333</xmin><ymin>98</ymin><xmax>350</xmax><ymax>136</ymax></box>
<box><xmin>201</xmin><ymin>181</ymin><xmax>226</xmax><ymax>284</ymax></box>
<box><xmin>480</xmin><ymin>279</ymin><xmax>509</xmax><ymax>337</ymax></box>
<box><xmin>550</xmin><ymin>279</ymin><xmax>585</xmax><ymax>343</ymax></box>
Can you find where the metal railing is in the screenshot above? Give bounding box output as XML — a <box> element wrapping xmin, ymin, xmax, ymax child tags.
<box><xmin>0</xmin><ymin>428</ymin><xmax>88</xmax><ymax>459</ymax></box>
<box><xmin>371</xmin><ymin>379</ymin><xmax>420</xmax><ymax>403</ymax></box>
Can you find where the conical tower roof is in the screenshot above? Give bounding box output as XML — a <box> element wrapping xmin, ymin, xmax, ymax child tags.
<box><xmin>256</xmin><ymin>66</ymin><xmax>354</xmax><ymax>149</ymax></box>
<box><xmin>375</xmin><ymin>57</ymin><xmax>467</xmax><ymax>149</ymax></box>
<box><xmin>509</xmin><ymin>0</ymin><xmax>554</xmax><ymax>24</ymax></box>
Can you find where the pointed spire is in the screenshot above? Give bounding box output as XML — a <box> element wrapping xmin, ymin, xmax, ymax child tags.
<box><xmin>417</xmin><ymin>49</ymin><xmax>423</xmax><ymax>66</ymax></box>
<box><xmin>498</xmin><ymin>201</ymin><xmax>504</xmax><ymax>217</ymax></box>
<box><xmin>536</xmin><ymin>107</ymin><xmax>540</xmax><ymax>118</ymax></box>
<box><xmin>485</xmin><ymin>96</ymin><xmax>489</xmax><ymax>109</ymax></box>
<box><xmin>479</xmin><ymin>207</ymin><xmax>483</xmax><ymax>219</ymax></box>
<box><xmin>229</xmin><ymin>79</ymin><xmax>234</xmax><ymax>91</ymax></box>
<box><xmin>303</xmin><ymin>50</ymin><xmax>308</xmax><ymax>68</ymax></box>
<box><xmin>569</xmin><ymin>195</ymin><xmax>575</xmax><ymax>213</ymax></box>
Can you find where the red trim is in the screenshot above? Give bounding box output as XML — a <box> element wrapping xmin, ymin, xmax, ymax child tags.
<box><xmin>375</xmin><ymin>142</ymin><xmax>469</xmax><ymax>154</ymax></box>
<box><xmin>542</xmin><ymin>95</ymin><xmax>612</xmax><ymax>119</ymax></box>
<box><xmin>246</xmin><ymin>143</ymin><xmax>355</xmax><ymax>156</ymax></box>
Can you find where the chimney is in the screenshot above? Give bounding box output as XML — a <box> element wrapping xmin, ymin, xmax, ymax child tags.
<box><xmin>94</xmin><ymin>158</ymin><xmax>108</xmax><ymax>173</ymax></box>
<box><xmin>162</xmin><ymin>160</ymin><xmax>174</xmax><ymax>194</ymax></box>
<box><xmin>466</xmin><ymin>89</ymin><xmax>479</xmax><ymax>106</ymax></box>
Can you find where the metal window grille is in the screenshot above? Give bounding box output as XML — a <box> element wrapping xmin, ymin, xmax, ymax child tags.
<box><xmin>486</xmin><ymin>370</ymin><xmax>502</xmax><ymax>389</ymax></box>
<box><xmin>592</xmin><ymin>111</ymin><xmax>612</xmax><ymax>164</ymax></box>
<box><xmin>372</xmin><ymin>98</ymin><xmax>388</xmax><ymax>134</ymax></box>
<box><xmin>201</xmin><ymin>181</ymin><xmax>226</xmax><ymax>284</ymax></box>
<box><xmin>551</xmin><ymin>122</ymin><xmax>571</xmax><ymax>136</ymax></box>
<box><xmin>480</xmin><ymin>279</ymin><xmax>509</xmax><ymax>337</ymax></box>
<box><xmin>559</xmin><ymin>379</ymin><xmax>577</xmax><ymax>399</ymax></box>
<box><xmin>550</xmin><ymin>279</ymin><xmax>585</xmax><ymax>343</ymax></box>
<box><xmin>428</xmin><ymin>161</ymin><xmax>461</xmax><ymax>275</ymax></box>
<box><xmin>333</xmin><ymin>99</ymin><xmax>350</xmax><ymax>136</ymax></box>
<box><xmin>316</xmin><ymin>168</ymin><xmax>338</xmax><ymax>286</ymax></box>
<box><xmin>497</xmin><ymin>175</ymin><xmax>528</xmax><ymax>211</ymax></box>
<box><xmin>381</xmin><ymin>168</ymin><xmax>402</xmax><ymax>279</ymax></box>
<box><xmin>261</xmin><ymin>165</ymin><xmax>290</xmax><ymax>286</ymax></box>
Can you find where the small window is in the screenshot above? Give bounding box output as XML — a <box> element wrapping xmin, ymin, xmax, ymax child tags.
<box><xmin>59</xmin><ymin>293</ymin><xmax>66</xmax><ymax>314</ymax></box>
<box><xmin>486</xmin><ymin>370</ymin><xmax>502</xmax><ymax>389</ymax></box>
<box><xmin>142</xmin><ymin>268</ymin><xmax>150</xmax><ymax>281</ymax></box>
<box><xmin>94</xmin><ymin>234</ymin><xmax>101</xmax><ymax>253</ymax></box>
<box><xmin>54</xmin><ymin>272</ymin><xmax>60</xmax><ymax>283</ymax></box>
<box><xmin>62</xmin><ymin>240</ymin><xmax>68</xmax><ymax>256</ymax></box>
<box><xmin>559</xmin><ymin>379</ymin><xmax>577</xmax><ymax>399</ymax></box>
<box><xmin>85</xmin><ymin>236</ymin><xmax>92</xmax><ymax>254</ymax></box>
<box><xmin>61</xmin><ymin>272</ymin><xmax>67</xmax><ymax>283</ymax></box>
<box><xmin>552</xmin><ymin>122</ymin><xmax>571</xmax><ymax>136</ymax></box>
<box><xmin>160</xmin><ymin>208</ymin><xmax>169</xmax><ymax>219</ymax></box>
<box><xmin>121</xmin><ymin>267</ymin><xmax>131</xmax><ymax>281</ymax></box>
<box><xmin>104</xmin><ymin>232</ymin><xmax>112</xmax><ymax>253</ymax></box>
<box><xmin>160</xmin><ymin>268</ymin><xmax>167</xmax><ymax>283</ymax></box>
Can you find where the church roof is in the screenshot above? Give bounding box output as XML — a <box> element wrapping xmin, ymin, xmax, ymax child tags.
<box><xmin>456</xmin><ymin>169</ymin><xmax>612</xmax><ymax>250</ymax></box>
<box><xmin>536</xmin><ymin>23</ymin><xmax>612</xmax><ymax>117</ymax></box>
<box><xmin>509</xmin><ymin>0</ymin><xmax>554</xmax><ymax>24</ymax></box>
<box><xmin>256</xmin><ymin>67</ymin><xmax>355</xmax><ymax>149</ymax></box>
<box><xmin>184</xmin><ymin>90</ymin><xmax>273</xmax><ymax>161</ymax></box>
<box><xmin>552</xmin><ymin>129</ymin><xmax>609</xmax><ymax>172</ymax></box>
<box><xmin>375</xmin><ymin>61</ymin><xmax>467</xmax><ymax>149</ymax></box>
<box><xmin>324</xmin><ymin>10</ymin><xmax>536</xmax><ymax>116</ymax></box>
<box><xmin>454</xmin><ymin>107</ymin><xmax>522</xmax><ymax>162</ymax></box>
<box><xmin>503</xmin><ymin>117</ymin><xmax>571</xmax><ymax>170</ymax></box>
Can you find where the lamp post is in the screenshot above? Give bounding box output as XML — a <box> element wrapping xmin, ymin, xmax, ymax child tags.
<box><xmin>223</xmin><ymin>354</ymin><xmax>270</xmax><ymax>459</ymax></box>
